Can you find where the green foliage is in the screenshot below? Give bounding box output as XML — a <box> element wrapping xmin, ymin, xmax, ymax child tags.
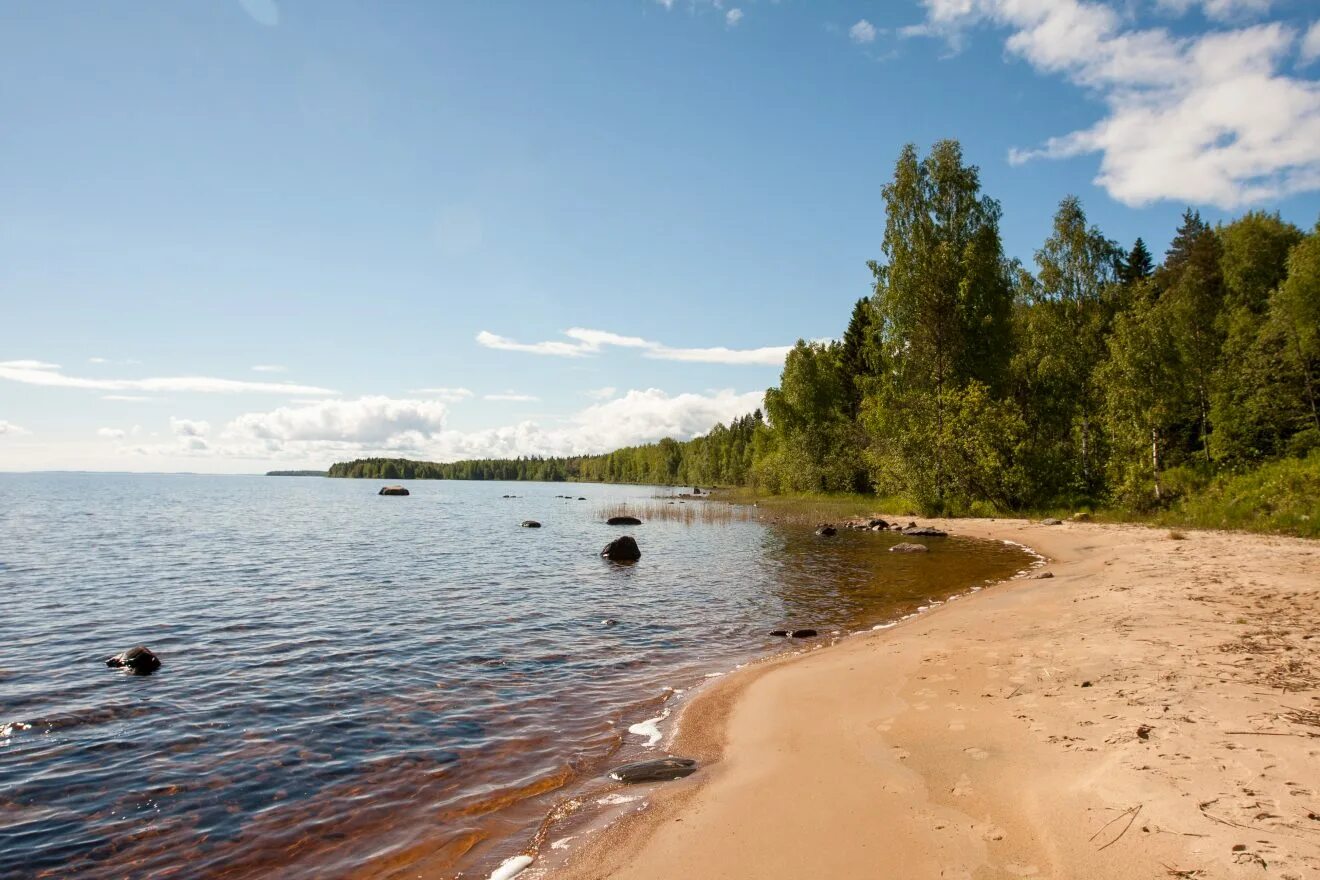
<box><xmin>324</xmin><ymin>142</ymin><xmax>1317</xmax><ymax>537</ymax></box>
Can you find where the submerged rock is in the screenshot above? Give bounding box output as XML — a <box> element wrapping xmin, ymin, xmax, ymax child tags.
<box><xmin>769</xmin><ymin>629</ymin><xmax>790</xmax><ymax>637</ymax></box>
<box><xmin>105</xmin><ymin>645</ymin><xmax>161</xmax><ymax>675</ymax></box>
<box><xmin>902</xmin><ymin>526</ymin><xmax>948</xmax><ymax>537</ymax></box>
<box><xmin>601</xmin><ymin>536</ymin><xmax>641</xmax><ymax>562</ymax></box>
<box><xmin>791</xmin><ymin>628</ymin><xmax>818</xmax><ymax>638</ymax></box>
<box><xmin>378</xmin><ymin>486</ymin><xmax>409</xmax><ymax>496</ymax></box>
<box><xmin>815</xmin><ymin>524</ymin><xmax>837</xmax><ymax>537</ymax></box>
<box><xmin>609</xmin><ymin>756</ymin><xmax>697</xmax><ymax>783</ymax></box>
<box><xmin>606</xmin><ymin>516</ymin><xmax>643</xmax><ymax>526</ymax></box>
<box><xmin>521</xmin><ymin>520</ymin><xmax>542</xmax><ymax>528</ymax></box>
<box><xmin>889</xmin><ymin>542</ymin><xmax>929</xmax><ymax>553</ymax></box>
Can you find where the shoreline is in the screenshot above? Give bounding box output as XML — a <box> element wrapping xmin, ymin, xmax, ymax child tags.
<box><xmin>540</xmin><ymin>518</ymin><xmax>1320</xmax><ymax>880</ymax></box>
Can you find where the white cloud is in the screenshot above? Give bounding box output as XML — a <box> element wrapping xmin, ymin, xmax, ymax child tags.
<box><xmin>585</xmin><ymin>386</ymin><xmax>618</xmax><ymax>400</ymax></box>
<box><xmin>1156</xmin><ymin>0</ymin><xmax>1273</xmax><ymax>22</ymax></box>
<box><xmin>484</xmin><ymin>392</ymin><xmax>539</xmax><ymax>402</ymax></box>
<box><xmin>476</xmin><ymin>327</ymin><xmax>790</xmax><ymax>366</ymax></box>
<box><xmin>0</xmin><ymin>420</ymin><xmax>28</xmax><ymax>436</ymax></box>
<box><xmin>170</xmin><ymin>418</ymin><xmax>211</xmax><ymax>438</ymax></box>
<box><xmin>0</xmin><ymin>360</ymin><xmax>336</xmax><ymax>396</ymax></box>
<box><xmin>97</xmin><ymin>427</ymin><xmax>126</xmax><ymax>440</ymax></box>
<box><xmin>226</xmin><ymin>396</ymin><xmax>448</xmax><ymax>444</ymax></box>
<box><xmin>1303</xmin><ymin>21</ymin><xmax>1320</xmax><ymax>65</ymax></box>
<box><xmin>102</xmin><ymin>395</ymin><xmax>152</xmax><ymax>402</ymax></box>
<box><xmin>251</xmin><ymin>364</ymin><xmax>287</xmax><ymax>373</ymax></box>
<box><xmin>911</xmin><ymin>0</ymin><xmax>1320</xmax><ymax>208</ymax></box>
<box><xmin>726</xmin><ymin>8</ymin><xmax>743</xmax><ymax>27</ymax></box>
<box><xmin>111</xmin><ymin>388</ymin><xmax>763</xmax><ymax>468</ymax></box>
<box><xmin>409</xmin><ymin>387</ymin><xmax>474</xmax><ymax>402</ymax></box>
<box><xmin>89</xmin><ymin>357</ymin><xmax>109</xmax><ymax>365</ymax></box>
<box><xmin>850</xmin><ymin>19</ymin><xmax>878</xmax><ymax>44</ymax></box>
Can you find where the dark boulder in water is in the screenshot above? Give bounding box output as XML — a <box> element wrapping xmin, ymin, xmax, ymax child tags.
<box><xmin>609</xmin><ymin>756</ymin><xmax>697</xmax><ymax>783</ymax></box>
<box><xmin>769</xmin><ymin>629</ymin><xmax>790</xmax><ymax>637</ymax></box>
<box><xmin>606</xmin><ymin>516</ymin><xmax>643</xmax><ymax>526</ymax></box>
<box><xmin>379</xmin><ymin>486</ymin><xmax>409</xmax><ymax>496</ymax></box>
<box><xmin>105</xmin><ymin>645</ymin><xmax>161</xmax><ymax>675</ymax></box>
<box><xmin>815</xmin><ymin>524</ymin><xmax>837</xmax><ymax>537</ymax></box>
<box><xmin>902</xmin><ymin>526</ymin><xmax>947</xmax><ymax>537</ymax></box>
<box><xmin>521</xmin><ymin>520</ymin><xmax>542</xmax><ymax>528</ymax></box>
<box><xmin>791</xmin><ymin>628</ymin><xmax>818</xmax><ymax>638</ymax></box>
<box><xmin>601</xmin><ymin>536</ymin><xmax>641</xmax><ymax>562</ymax></box>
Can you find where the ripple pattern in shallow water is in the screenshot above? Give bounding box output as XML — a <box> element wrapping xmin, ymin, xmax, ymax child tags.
<box><xmin>0</xmin><ymin>474</ymin><xmax>1030</xmax><ymax>879</ymax></box>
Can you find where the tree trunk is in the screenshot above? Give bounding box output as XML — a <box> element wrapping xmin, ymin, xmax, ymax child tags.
<box><xmin>1151</xmin><ymin>428</ymin><xmax>1162</xmax><ymax>502</ymax></box>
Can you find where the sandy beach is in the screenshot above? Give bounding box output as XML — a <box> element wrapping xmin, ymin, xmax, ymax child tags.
<box><xmin>547</xmin><ymin>519</ymin><xmax>1320</xmax><ymax>880</ymax></box>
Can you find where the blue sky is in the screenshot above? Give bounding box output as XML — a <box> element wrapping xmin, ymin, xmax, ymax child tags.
<box><xmin>2</xmin><ymin>0</ymin><xmax>1319</xmax><ymax>472</ymax></box>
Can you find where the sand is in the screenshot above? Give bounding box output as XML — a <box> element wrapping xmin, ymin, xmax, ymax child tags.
<box><xmin>545</xmin><ymin>519</ymin><xmax>1320</xmax><ymax>880</ymax></box>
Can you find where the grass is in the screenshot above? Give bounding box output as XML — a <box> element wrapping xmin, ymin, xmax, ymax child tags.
<box><xmin>1150</xmin><ymin>451</ymin><xmax>1320</xmax><ymax>539</ymax></box>
<box><xmin>600</xmin><ymin>500</ymin><xmax>758</xmax><ymax>525</ymax></box>
<box><xmin>701</xmin><ymin>450</ymin><xmax>1320</xmax><ymax>539</ymax></box>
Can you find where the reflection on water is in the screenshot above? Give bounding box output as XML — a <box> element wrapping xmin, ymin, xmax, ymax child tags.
<box><xmin>0</xmin><ymin>474</ymin><xmax>1030</xmax><ymax>879</ymax></box>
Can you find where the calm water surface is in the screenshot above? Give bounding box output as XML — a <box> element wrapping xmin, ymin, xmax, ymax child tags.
<box><xmin>0</xmin><ymin>474</ymin><xmax>1031</xmax><ymax>879</ymax></box>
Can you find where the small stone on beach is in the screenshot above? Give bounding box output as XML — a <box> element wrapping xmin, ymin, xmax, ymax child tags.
<box><xmin>609</xmin><ymin>756</ymin><xmax>698</xmax><ymax>783</ymax></box>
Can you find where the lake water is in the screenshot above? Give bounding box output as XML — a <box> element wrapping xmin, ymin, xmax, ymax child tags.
<box><xmin>0</xmin><ymin>474</ymin><xmax>1032</xmax><ymax>879</ymax></box>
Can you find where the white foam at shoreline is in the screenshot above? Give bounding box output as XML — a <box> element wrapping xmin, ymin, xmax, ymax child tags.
<box><xmin>628</xmin><ymin>707</ymin><xmax>670</xmax><ymax>747</ymax></box>
<box><xmin>488</xmin><ymin>854</ymin><xmax>533</xmax><ymax>880</ymax></box>
<box><xmin>596</xmin><ymin>793</ymin><xmax>641</xmax><ymax>806</ymax></box>
<box><xmin>550</xmin><ymin>836</ymin><xmax>576</xmax><ymax>850</ymax></box>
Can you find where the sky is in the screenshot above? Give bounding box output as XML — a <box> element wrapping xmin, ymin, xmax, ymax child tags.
<box><xmin>2</xmin><ymin>0</ymin><xmax>1319</xmax><ymax>473</ymax></box>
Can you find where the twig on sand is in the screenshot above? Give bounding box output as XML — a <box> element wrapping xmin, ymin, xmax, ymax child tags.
<box><xmin>1091</xmin><ymin>804</ymin><xmax>1142</xmax><ymax>851</ymax></box>
<box><xmin>1162</xmin><ymin>866</ymin><xmax>1205</xmax><ymax>878</ymax></box>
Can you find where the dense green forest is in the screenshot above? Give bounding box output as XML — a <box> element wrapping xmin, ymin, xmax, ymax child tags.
<box><xmin>331</xmin><ymin>141</ymin><xmax>1319</xmax><ymax>523</ymax></box>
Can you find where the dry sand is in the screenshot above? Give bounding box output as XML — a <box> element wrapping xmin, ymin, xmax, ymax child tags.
<box><xmin>546</xmin><ymin>519</ymin><xmax>1320</xmax><ymax>880</ymax></box>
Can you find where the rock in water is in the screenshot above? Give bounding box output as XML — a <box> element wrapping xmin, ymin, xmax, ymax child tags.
<box><xmin>902</xmin><ymin>526</ymin><xmax>947</xmax><ymax>537</ymax></box>
<box><xmin>378</xmin><ymin>486</ymin><xmax>409</xmax><ymax>496</ymax></box>
<box><xmin>609</xmin><ymin>756</ymin><xmax>697</xmax><ymax>783</ymax></box>
<box><xmin>815</xmin><ymin>524</ymin><xmax>837</xmax><ymax>537</ymax></box>
<box><xmin>601</xmin><ymin>536</ymin><xmax>641</xmax><ymax>562</ymax></box>
<box><xmin>769</xmin><ymin>629</ymin><xmax>790</xmax><ymax>637</ymax></box>
<box><xmin>521</xmin><ymin>520</ymin><xmax>541</xmax><ymax>528</ymax></box>
<box><xmin>105</xmin><ymin>645</ymin><xmax>161</xmax><ymax>675</ymax></box>
<box><xmin>606</xmin><ymin>516</ymin><xmax>643</xmax><ymax>526</ymax></box>
<box><xmin>889</xmin><ymin>542</ymin><xmax>929</xmax><ymax>553</ymax></box>
<box><xmin>791</xmin><ymin>628</ymin><xmax>818</xmax><ymax>638</ymax></box>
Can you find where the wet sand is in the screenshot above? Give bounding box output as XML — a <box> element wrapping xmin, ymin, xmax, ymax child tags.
<box><xmin>546</xmin><ymin>519</ymin><xmax>1320</xmax><ymax>880</ymax></box>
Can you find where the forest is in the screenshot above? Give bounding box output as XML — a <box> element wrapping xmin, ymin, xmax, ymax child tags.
<box><xmin>330</xmin><ymin>141</ymin><xmax>1319</xmax><ymax>526</ymax></box>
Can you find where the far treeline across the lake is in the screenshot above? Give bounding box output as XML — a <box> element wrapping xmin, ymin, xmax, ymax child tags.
<box><xmin>330</xmin><ymin>141</ymin><xmax>1320</xmax><ymax>534</ymax></box>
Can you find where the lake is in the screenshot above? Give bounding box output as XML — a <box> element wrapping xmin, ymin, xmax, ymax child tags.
<box><xmin>0</xmin><ymin>474</ymin><xmax>1033</xmax><ymax>879</ymax></box>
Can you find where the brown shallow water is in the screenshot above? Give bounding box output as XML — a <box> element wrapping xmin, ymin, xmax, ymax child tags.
<box><xmin>0</xmin><ymin>475</ymin><xmax>1032</xmax><ymax>879</ymax></box>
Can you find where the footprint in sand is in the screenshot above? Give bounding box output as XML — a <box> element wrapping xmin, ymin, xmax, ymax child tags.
<box><xmin>964</xmin><ymin>747</ymin><xmax>989</xmax><ymax>760</ymax></box>
<box><xmin>951</xmin><ymin>774</ymin><xmax>973</xmax><ymax>797</ymax></box>
<box><xmin>949</xmin><ymin>720</ymin><xmax>967</xmax><ymax>731</ymax></box>
<box><xmin>977</xmin><ymin>821</ymin><xmax>1006</xmax><ymax>841</ymax></box>
<box><xmin>1003</xmin><ymin>862</ymin><xmax>1041</xmax><ymax>877</ymax></box>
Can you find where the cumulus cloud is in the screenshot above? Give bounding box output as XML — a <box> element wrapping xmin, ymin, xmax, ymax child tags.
<box><xmin>1155</xmin><ymin>0</ymin><xmax>1273</xmax><ymax>22</ymax></box>
<box><xmin>476</xmin><ymin>327</ymin><xmax>790</xmax><ymax>366</ymax></box>
<box><xmin>850</xmin><ymin>19</ymin><xmax>878</xmax><ymax>44</ymax></box>
<box><xmin>226</xmin><ymin>396</ymin><xmax>448</xmax><ymax>444</ymax></box>
<box><xmin>97</xmin><ymin>427</ymin><xmax>126</xmax><ymax>440</ymax></box>
<box><xmin>0</xmin><ymin>420</ymin><xmax>28</xmax><ymax>436</ymax></box>
<box><xmin>1303</xmin><ymin>21</ymin><xmax>1320</xmax><ymax>65</ymax></box>
<box><xmin>726</xmin><ymin>8</ymin><xmax>743</xmax><ymax>27</ymax></box>
<box><xmin>127</xmin><ymin>388</ymin><xmax>763</xmax><ymax>467</ymax></box>
<box><xmin>0</xmin><ymin>360</ymin><xmax>336</xmax><ymax>396</ymax></box>
<box><xmin>910</xmin><ymin>0</ymin><xmax>1320</xmax><ymax>207</ymax></box>
<box><xmin>585</xmin><ymin>386</ymin><xmax>618</xmax><ymax>400</ymax></box>
<box><xmin>251</xmin><ymin>364</ymin><xmax>286</xmax><ymax>373</ymax></box>
<box><xmin>102</xmin><ymin>395</ymin><xmax>152</xmax><ymax>402</ymax></box>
